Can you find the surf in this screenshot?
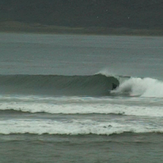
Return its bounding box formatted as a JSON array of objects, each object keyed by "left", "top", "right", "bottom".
[{"left": 111, "top": 77, "right": 163, "bottom": 98}]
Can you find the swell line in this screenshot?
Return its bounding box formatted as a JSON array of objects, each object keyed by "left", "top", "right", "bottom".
[{"left": 0, "top": 74, "right": 119, "bottom": 96}]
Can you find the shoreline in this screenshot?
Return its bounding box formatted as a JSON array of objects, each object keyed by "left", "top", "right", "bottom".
[{"left": 0, "top": 22, "right": 163, "bottom": 36}]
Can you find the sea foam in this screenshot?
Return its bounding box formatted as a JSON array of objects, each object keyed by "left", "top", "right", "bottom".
[
  {"left": 0, "top": 96, "right": 163, "bottom": 117},
  {"left": 112, "top": 77, "right": 163, "bottom": 98},
  {"left": 0, "top": 118, "right": 162, "bottom": 135}
]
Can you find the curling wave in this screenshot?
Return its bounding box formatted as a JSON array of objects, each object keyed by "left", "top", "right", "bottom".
[
  {"left": 111, "top": 77, "right": 163, "bottom": 98},
  {"left": 0, "top": 74, "right": 119, "bottom": 96}
]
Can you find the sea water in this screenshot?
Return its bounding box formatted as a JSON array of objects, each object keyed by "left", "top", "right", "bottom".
[{"left": 0, "top": 33, "right": 163, "bottom": 163}]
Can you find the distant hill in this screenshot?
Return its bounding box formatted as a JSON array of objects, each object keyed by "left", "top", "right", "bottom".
[{"left": 0, "top": 0, "right": 163, "bottom": 34}]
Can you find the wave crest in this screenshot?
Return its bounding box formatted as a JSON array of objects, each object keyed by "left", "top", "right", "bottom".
[{"left": 112, "top": 77, "right": 163, "bottom": 97}]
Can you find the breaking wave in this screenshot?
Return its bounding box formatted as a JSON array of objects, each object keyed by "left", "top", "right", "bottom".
[
  {"left": 0, "top": 74, "right": 119, "bottom": 96},
  {"left": 0, "top": 74, "right": 163, "bottom": 98},
  {"left": 111, "top": 77, "right": 163, "bottom": 98}
]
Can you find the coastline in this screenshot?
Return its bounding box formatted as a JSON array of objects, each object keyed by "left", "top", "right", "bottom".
[{"left": 1, "top": 21, "right": 163, "bottom": 36}]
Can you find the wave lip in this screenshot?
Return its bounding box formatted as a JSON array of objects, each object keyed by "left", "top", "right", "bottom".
[{"left": 0, "top": 74, "right": 119, "bottom": 96}]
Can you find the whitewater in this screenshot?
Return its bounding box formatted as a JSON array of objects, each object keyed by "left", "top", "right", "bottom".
[{"left": 112, "top": 76, "right": 163, "bottom": 97}]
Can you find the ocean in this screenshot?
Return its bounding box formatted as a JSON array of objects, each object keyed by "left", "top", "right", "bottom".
[{"left": 0, "top": 33, "right": 163, "bottom": 163}]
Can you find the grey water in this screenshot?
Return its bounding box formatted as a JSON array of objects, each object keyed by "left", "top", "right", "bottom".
[
  {"left": 1, "top": 33, "right": 163, "bottom": 79},
  {"left": 0, "top": 33, "right": 163, "bottom": 163}
]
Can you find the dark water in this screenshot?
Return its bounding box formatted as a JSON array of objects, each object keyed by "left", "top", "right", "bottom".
[
  {"left": 0, "top": 33, "right": 163, "bottom": 162},
  {"left": 1, "top": 134, "right": 163, "bottom": 163},
  {"left": 0, "top": 74, "right": 119, "bottom": 96},
  {"left": 1, "top": 33, "right": 163, "bottom": 78}
]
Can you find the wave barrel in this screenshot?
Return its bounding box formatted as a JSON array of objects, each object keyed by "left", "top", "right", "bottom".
[{"left": 0, "top": 74, "right": 119, "bottom": 96}]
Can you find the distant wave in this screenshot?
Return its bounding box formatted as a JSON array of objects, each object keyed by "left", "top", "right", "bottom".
[
  {"left": 0, "top": 74, "right": 119, "bottom": 96},
  {"left": 111, "top": 77, "right": 163, "bottom": 97}
]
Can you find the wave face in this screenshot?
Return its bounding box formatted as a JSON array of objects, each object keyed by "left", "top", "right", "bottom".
[
  {"left": 0, "top": 74, "right": 119, "bottom": 96},
  {"left": 1, "top": 74, "right": 163, "bottom": 98},
  {"left": 111, "top": 77, "right": 163, "bottom": 98}
]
